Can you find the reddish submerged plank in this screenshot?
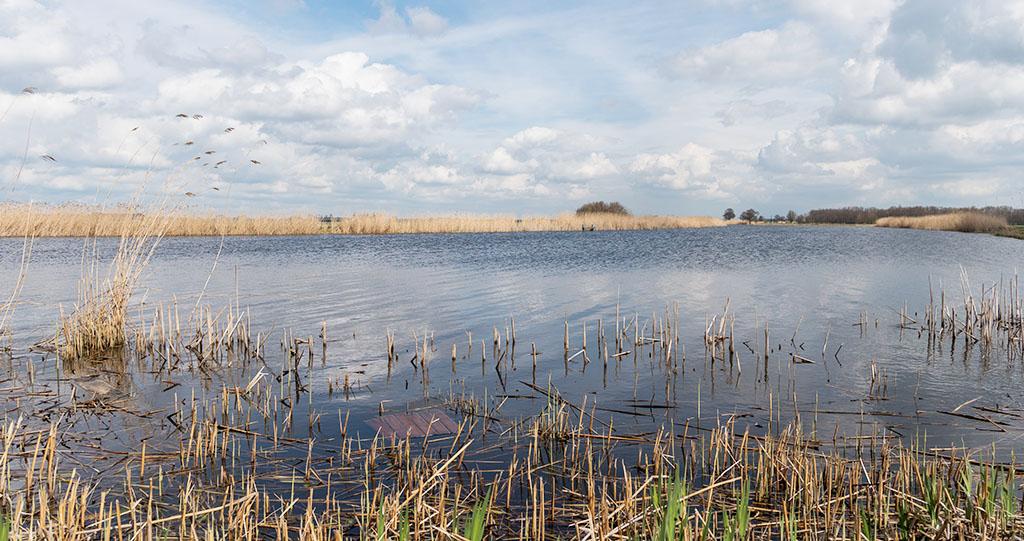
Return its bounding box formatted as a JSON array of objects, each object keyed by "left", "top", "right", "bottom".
[{"left": 367, "top": 408, "right": 457, "bottom": 438}]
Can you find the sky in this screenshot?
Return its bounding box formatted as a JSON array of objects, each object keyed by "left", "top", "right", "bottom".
[{"left": 1, "top": 0, "right": 1023, "bottom": 216}]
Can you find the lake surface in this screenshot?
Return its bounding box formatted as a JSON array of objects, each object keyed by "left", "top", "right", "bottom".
[{"left": 2, "top": 225, "right": 1024, "bottom": 461}]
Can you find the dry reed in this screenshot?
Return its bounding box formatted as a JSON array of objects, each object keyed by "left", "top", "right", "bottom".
[
  {"left": 0, "top": 272, "right": 1018, "bottom": 539},
  {"left": 875, "top": 212, "right": 1008, "bottom": 233},
  {"left": 0, "top": 204, "right": 725, "bottom": 237},
  {"left": 0, "top": 203, "right": 323, "bottom": 237},
  {"left": 328, "top": 212, "right": 725, "bottom": 234},
  {"left": 56, "top": 207, "right": 170, "bottom": 361}
]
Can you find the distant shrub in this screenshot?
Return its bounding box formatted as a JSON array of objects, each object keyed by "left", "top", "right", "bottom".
[{"left": 575, "top": 201, "right": 630, "bottom": 216}]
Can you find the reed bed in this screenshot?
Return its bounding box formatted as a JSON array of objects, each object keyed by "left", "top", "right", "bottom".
[
  {"left": 0, "top": 269, "right": 1020, "bottom": 539},
  {"left": 0, "top": 204, "right": 725, "bottom": 237},
  {"left": 0, "top": 204, "right": 324, "bottom": 237},
  {"left": 875, "top": 212, "right": 1009, "bottom": 233},
  {"left": 327, "top": 213, "right": 726, "bottom": 235}
]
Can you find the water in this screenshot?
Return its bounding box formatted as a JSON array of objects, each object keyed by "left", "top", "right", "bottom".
[{"left": 2, "top": 225, "right": 1023, "bottom": 462}]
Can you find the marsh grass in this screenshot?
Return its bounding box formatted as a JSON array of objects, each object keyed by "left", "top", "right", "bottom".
[
  {"left": 327, "top": 212, "right": 725, "bottom": 234},
  {"left": 56, "top": 206, "right": 170, "bottom": 361},
  {"left": 0, "top": 204, "right": 726, "bottom": 237},
  {"left": 0, "top": 203, "right": 323, "bottom": 237},
  {"left": 0, "top": 273, "right": 1021, "bottom": 539},
  {"left": 875, "top": 212, "right": 1009, "bottom": 233}
]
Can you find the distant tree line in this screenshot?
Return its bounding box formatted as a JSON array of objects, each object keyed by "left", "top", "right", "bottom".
[
  {"left": 723, "top": 208, "right": 799, "bottom": 223},
  {"left": 804, "top": 206, "right": 1024, "bottom": 225}
]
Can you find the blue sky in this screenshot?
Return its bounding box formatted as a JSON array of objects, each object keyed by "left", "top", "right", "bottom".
[{"left": 1, "top": 0, "right": 1023, "bottom": 215}]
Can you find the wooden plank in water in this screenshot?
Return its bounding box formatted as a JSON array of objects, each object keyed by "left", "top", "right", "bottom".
[{"left": 367, "top": 408, "right": 457, "bottom": 438}]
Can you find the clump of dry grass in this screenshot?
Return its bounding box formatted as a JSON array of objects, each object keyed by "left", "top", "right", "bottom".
[
  {"left": 876, "top": 212, "right": 1008, "bottom": 233},
  {"left": 0, "top": 204, "right": 725, "bottom": 237},
  {"left": 57, "top": 207, "right": 170, "bottom": 361}
]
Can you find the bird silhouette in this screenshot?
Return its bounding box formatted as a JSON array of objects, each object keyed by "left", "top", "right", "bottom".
[
  {"left": 192, "top": 114, "right": 203, "bottom": 119},
  {"left": 184, "top": 192, "right": 196, "bottom": 197},
  {"left": 184, "top": 141, "right": 194, "bottom": 145},
  {"left": 22, "top": 87, "right": 37, "bottom": 94},
  {"left": 224, "top": 127, "right": 235, "bottom": 133},
  {"left": 40, "top": 154, "right": 56, "bottom": 162},
  {"left": 204, "top": 150, "right": 216, "bottom": 154},
  {"left": 175, "top": 113, "right": 188, "bottom": 118},
  {"left": 250, "top": 159, "right": 261, "bottom": 165}
]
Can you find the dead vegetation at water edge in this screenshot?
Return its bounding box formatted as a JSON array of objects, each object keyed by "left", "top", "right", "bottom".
[
  {"left": 1, "top": 255, "right": 1023, "bottom": 538},
  {"left": 0, "top": 203, "right": 726, "bottom": 237}
]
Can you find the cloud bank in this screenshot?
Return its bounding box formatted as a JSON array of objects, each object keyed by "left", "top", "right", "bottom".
[{"left": 1, "top": 0, "right": 1022, "bottom": 214}]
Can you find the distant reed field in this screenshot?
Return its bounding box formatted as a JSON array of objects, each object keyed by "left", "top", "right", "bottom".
[
  {"left": 0, "top": 204, "right": 726, "bottom": 237},
  {"left": 875, "top": 212, "right": 1008, "bottom": 233},
  {"left": 328, "top": 212, "right": 726, "bottom": 234}
]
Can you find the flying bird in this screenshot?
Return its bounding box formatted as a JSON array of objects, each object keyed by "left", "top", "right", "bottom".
[
  {"left": 22, "top": 87, "right": 36, "bottom": 94},
  {"left": 131, "top": 126, "right": 139, "bottom": 132},
  {"left": 192, "top": 114, "right": 203, "bottom": 119},
  {"left": 184, "top": 192, "right": 196, "bottom": 197},
  {"left": 175, "top": 113, "right": 189, "bottom": 118},
  {"left": 204, "top": 150, "right": 216, "bottom": 154},
  {"left": 211, "top": 187, "right": 220, "bottom": 191},
  {"left": 39, "top": 154, "right": 56, "bottom": 162},
  {"left": 193, "top": 156, "right": 201, "bottom": 160},
  {"left": 214, "top": 160, "right": 227, "bottom": 167},
  {"left": 184, "top": 141, "right": 194, "bottom": 145},
  {"left": 250, "top": 159, "right": 261, "bottom": 165},
  {"left": 224, "top": 127, "right": 234, "bottom": 132}
]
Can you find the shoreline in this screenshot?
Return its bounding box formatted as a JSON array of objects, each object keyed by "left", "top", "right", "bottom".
[{"left": 0, "top": 207, "right": 727, "bottom": 237}]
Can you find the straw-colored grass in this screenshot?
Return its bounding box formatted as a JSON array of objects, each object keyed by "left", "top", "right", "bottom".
[
  {"left": 0, "top": 204, "right": 725, "bottom": 237},
  {"left": 0, "top": 203, "right": 323, "bottom": 237},
  {"left": 328, "top": 212, "right": 726, "bottom": 234},
  {"left": 56, "top": 208, "right": 170, "bottom": 361},
  {"left": 875, "top": 212, "right": 1008, "bottom": 233}
]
